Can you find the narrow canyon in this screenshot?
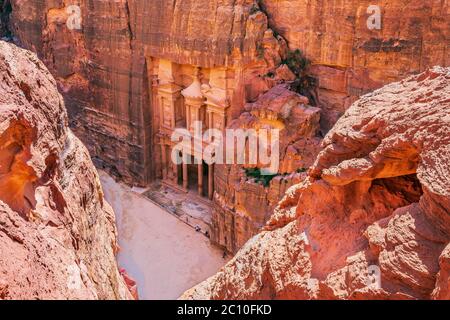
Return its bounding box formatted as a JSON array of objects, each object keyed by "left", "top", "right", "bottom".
[{"left": 0, "top": 0, "right": 449, "bottom": 300}]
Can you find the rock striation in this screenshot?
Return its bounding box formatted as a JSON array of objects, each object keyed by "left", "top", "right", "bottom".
[
  {"left": 6, "top": 0, "right": 448, "bottom": 184},
  {"left": 7, "top": 0, "right": 282, "bottom": 185},
  {"left": 0, "top": 41, "right": 132, "bottom": 300},
  {"left": 211, "top": 84, "right": 322, "bottom": 252},
  {"left": 260, "top": 0, "right": 449, "bottom": 130},
  {"left": 4, "top": 1, "right": 449, "bottom": 299},
  {"left": 182, "top": 67, "right": 450, "bottom": 300}
]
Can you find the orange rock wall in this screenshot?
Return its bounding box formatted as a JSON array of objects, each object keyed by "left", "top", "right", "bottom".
[
  {"left": 182, "top": 67, "right": 450, "bottom": 300},
  {"left": 260, "top": 0, "right": 449, "bottom": 129},
  {"left": 7, "top": 0, "right": 269, "bottom": 184},
  {"left": 0, "top": 41, "right": 132, "bottom": 300},
  {"left": 7, "top": 0, "right": 448, "bottom": 183}
]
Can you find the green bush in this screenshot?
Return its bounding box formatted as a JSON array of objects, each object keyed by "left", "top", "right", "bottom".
[
  {"left": 281, "top": 49, "right": 317, "bottom": 102},
  {"left": 244, "top": 168, "right": 277, "bottom": 187},
  {"left": 282, "top": 49, "right": 310, "bottom": 77}
]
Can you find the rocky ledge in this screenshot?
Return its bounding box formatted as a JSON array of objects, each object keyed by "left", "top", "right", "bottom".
[{"left": 182, "top": 67, "right": 450, "bottom": 300}]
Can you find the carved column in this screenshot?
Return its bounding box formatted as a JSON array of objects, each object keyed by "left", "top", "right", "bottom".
[
  {"left": 198, "top": 163, "right": 203, "bottom": 196},
  {"left": 208, "top": 111, "right": 213, "bottom": 130},
  {"left": 208, "top": 164, "right": 214, "bottom": 200},
  {"left": 172, "top": 161, "right": 178, "bottom": 184},
  {"left": 161, "top": 144, "right": 167, "bottom": 180},
  {"left": 181, "top": 68, "right": 206, "bottom": 133},
  {"left": 183, "top": 159, "right": 188, "bottom": 190}
]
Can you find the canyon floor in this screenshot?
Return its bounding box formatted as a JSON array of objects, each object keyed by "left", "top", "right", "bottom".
[{"left": 99, "top": 171, "right": 227, "bottom": 300}]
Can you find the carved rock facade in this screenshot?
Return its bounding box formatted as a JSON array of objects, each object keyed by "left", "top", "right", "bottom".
[
  {"left": 7, "top": 0, "right": 448, "bottom": 184},
  {"left": 5, "top": 0, "right": 449, "bottom": 255}
]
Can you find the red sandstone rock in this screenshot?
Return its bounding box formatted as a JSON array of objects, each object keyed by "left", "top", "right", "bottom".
[
  {"left": 182, "top": 67, "right": 450, "bottom": 300},
  {"left": 7, "top": 0, "right": 284, "bottom": 185},
  {"left": 274, "top": 64, "right": 296, "bottom": 82},
  {"left": 120, "top": 268, "right": 139, "bottom": 300},
  {"left": 211, "top": 84, "right": 322, "bottom": 253},
  {"left": 260, "top": 0, "right": 449, "bottom": 131},
  {"left": 0, "top": 41, "right": 132, "bottom": 300},
  {"left": 7, "top": 0, "right": 447, "bottom": 184},
  {"left": 433, "top": 244, "right": 450, "bottom": 299}
]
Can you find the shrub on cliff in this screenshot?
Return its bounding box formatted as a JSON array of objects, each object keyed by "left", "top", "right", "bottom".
[{"left": 282, "top": 49, "right": 317, "bottom": 104}]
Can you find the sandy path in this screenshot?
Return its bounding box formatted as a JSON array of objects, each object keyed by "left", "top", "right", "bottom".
[{"left": 99, "top": 171, "right": 226, "bottom": 300}]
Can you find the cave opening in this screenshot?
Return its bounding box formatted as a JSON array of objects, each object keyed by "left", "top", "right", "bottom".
[
  {"left": 372, "top": 173, "right": 423, "bottom": 203},
  {"left": 369, "top": 173, "right": 424, "bottom": 218}
]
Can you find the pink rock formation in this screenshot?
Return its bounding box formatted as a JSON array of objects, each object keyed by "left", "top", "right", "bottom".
[
  {"left": 7, "top": 0, "right": 284, "bottom": 185},
  {"left": 6, "top": 0, "right": 448, "bottom": 184},
  {"left": 211, "top": 84, "right": 321, "bottom": 253},
  {"left": 0, "top": 41, "right": 132, "bottom": 300},
  {"left": 260, "top": 0, "right": 449, "bottom": 130},
  {"left": 182, "top": 67, "right": 450, "bottom": 300}
]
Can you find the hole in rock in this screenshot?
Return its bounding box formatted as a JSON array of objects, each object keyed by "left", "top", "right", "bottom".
[
  {"left": 0, "top": 122, "right": 38, "bottom": 218},
  {"left": 18, "top": 81, "right": 32, "bottom": 103},
  {"left": 368, "top": 173, "right": 424, "bottom": 219},
  {"left": 371, "top": 173, "right": 423, "bottom": 204}
]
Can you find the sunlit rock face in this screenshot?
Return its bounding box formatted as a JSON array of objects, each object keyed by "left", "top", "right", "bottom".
[
  {"left": 0, "top": 41, "right": 132, "bottom": 300},
  {"left": 7, "top": 0, "right": 282, "bottom": 185},
  {"left": 211, "top": 84, "right": 322, "bottom": 253},
  {"left": 4, "top": 0, "right": 449, "bottom": 300},
  {"left": 7, "top": 0, "right": 447, "bottom": 185},
  {"left": 182, "top": 67, "right": 450, "bottom": 300},
  {"left": 260, "top": 0, "right": 449, "bottom": 130}
]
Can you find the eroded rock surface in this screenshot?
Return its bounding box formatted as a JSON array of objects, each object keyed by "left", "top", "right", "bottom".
[
  {"left": 260, "top": 0, "right": 449, "bottom": 130},
  {"left": 211, "top": 84, "right": 322, "bottom": 253},
  {"left": 6, "top": 0, "right": 448, "bottom": 183},
  {"left": 7, "top": 0, "right": 283, "bottom": 184},
  {"left": 182, "top": 67, "right": 450, "bottom": 300},
  {"left": 0, "top": 41, "right": 132, "bottom": 300}
]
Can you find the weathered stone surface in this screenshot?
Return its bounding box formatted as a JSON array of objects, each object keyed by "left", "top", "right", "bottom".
[
  {"left": 7, "top": 0, "right": 448, "bottom": 185},
  {"left": 0, "top": 41, "right": 132, "bottom": 300},
  {"left": 260, "top": 0, "right": 449, "bottom": 130},
  {"left": 211, "top": 170, "right": 306, "bottom": 253},
  {"left": 7, "top": 0, "right": 282, "bottom": 185},
  {"left": 433, "top": 243, "right": 450, "bottom": 299},
  {"left": 182, "top": 67, "right": 450, "bottom": 300},
  {"left": 211, "top": 84, "right": 321, "bottom": 253}
]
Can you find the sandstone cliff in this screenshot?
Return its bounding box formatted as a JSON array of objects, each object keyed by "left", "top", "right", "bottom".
[
  {"left": 182, "top": 67, "right": 450, "bottom": 300},
  {"left": 0, "top": 41, "right": 132, "bottom": 300},
  {"left": 260, "top": 0, "right": 449, "bottom": 130},
  {"left": 6, "top": 0, "right": 448, "bottom": 184},
  {"left": 7, "top": 0, "right": 277, "bottom": 185}
]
